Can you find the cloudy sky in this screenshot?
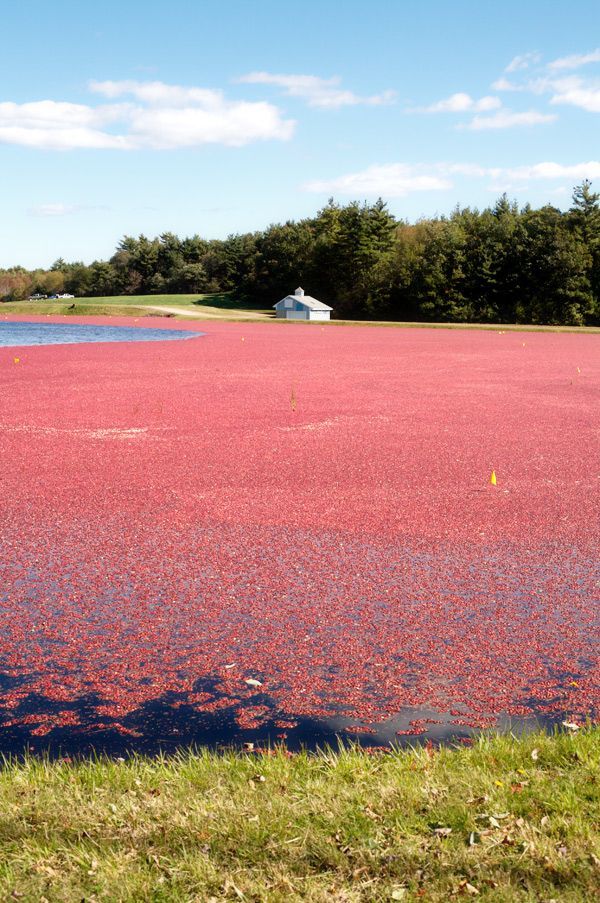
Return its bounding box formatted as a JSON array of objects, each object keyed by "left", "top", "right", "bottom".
[{"left": 2, "top": 0, "right": 600, "bottom": 267}]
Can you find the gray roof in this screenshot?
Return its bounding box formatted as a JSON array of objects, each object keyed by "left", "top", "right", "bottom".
[{"left": 274, "top": 294, "right": 333, "bottom": 311}]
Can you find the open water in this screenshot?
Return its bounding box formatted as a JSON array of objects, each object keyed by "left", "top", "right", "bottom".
[{"left": 0, "top": 321, "right": 201, "bottom": 347}]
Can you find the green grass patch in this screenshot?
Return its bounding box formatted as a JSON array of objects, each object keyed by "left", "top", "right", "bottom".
[
  {"left": 0, "top": 729, "right": 598, "bottom": 901},
  {"left": 0, "top": 293, "right": 272, "bottom": 321},
  {"left": 3, "top": 294, "right": 600, "bottom": 330},
  {"left": 281, "top": 318, "right": 600, "bottom": 334}
]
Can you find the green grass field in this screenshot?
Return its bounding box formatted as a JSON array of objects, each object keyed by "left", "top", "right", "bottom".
[
  {"left": 2, "top": 293, "right": 600, "bottom": 331},
  {"left": 1, "top": 729, "right": 598, "bottom": 901},
  {"left": 0, "top": 293, "right": 272, "bottom": 321}
]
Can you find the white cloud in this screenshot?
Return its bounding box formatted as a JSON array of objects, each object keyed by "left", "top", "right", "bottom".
[
  {"left": 500, "top": 161, "right": 600, "bottom": 180},
  {"left": 0, "top": 81, "right": 295, "bottom": 150},
  {"left": 303, "top": 159, "right": 600, "bottom": 197},
  {"left": 418, "top": 92, "right": 501, "bottom": 113},
  {"left": 505, "top": 52, "right": 541, "bottom": 73},
  {"left": 0, "top": 99, "right": 125, "bottom": 128},
  {"left": 417, "top": 86, "right": 556, "bottom": 130},
  {"left": 465, "top": 109, "right": 557, "bottom": 129},
  {"left": 91, "top": 79, "right": 295, "bottom": 146},
  {"left": 548, "top": 49, "right": 600, "bottom": 71},
  {"left": 442, "top": 163, "right": 490, "bottom": 178},
  {"left": 492, "top": 53, "right": 600, "bottom": 115},
  {"left": 90, "top": 79, "right": 225, "bottom": 108},
  {"left": 491, "top": 77, "right": 523, "bottom": 91},
  {"left": 549, "top": 76, "right": 600, "bottom": 112},
  {"left": 304, "top": 164, "right": 452, "bottom": 196},
  {"left": 0, "top": 100, "right": 130, "bottom": 149},
  {"left": 128, "top": 101, "right": 294, "bottom": 148},
  {"left": 28, "top": 203, "right": 81, "bottom": 217},
  {"left": 27, "top": 203, "right": 107, "bottom": 217},
  {"left": 236, "top": 72, "right": 395, "bottom": 108}
]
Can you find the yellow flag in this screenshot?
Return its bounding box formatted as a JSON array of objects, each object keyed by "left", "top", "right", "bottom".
[{"left": 490, "top": 470, "right": 497, "bottom": 485}]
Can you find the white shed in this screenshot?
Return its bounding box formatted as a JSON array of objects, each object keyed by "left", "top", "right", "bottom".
[{"left": 273, "top": 287, "right": 333, "bottom": 321}]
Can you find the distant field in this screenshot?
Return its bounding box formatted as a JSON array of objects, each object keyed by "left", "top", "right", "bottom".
[
  {"left": 0, "top": 292, "right": 272, "bottom": 320},
  {"left": 2, "top": 293, "right": 600, "bottom": 330}
]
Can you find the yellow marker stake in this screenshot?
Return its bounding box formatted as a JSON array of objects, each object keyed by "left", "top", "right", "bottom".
[
  {"left": 490, "top": 470, "right": 497, "bottom": 485},
  {"left": 13, "top": 357, "right": 20, "bottom": 364}
]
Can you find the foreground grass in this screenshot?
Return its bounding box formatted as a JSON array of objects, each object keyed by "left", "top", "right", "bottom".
[{"left": 0, "top": 730, "right": 598, "bottom": 901}]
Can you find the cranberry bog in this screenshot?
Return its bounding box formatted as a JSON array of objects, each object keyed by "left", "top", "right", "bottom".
[{"left": 0, "top": 315, "right": 598, "bottom": 756}]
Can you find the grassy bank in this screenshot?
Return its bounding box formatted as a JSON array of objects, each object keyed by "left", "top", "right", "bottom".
[
  {"left": 2, "top": 294, "right": 600, "bottom": 331},
  {"left": 1, "top": 730, "right": 598, "bottom": 901},
  {"left": 0, "top": 292, "right": 272, "bottom": 321}
]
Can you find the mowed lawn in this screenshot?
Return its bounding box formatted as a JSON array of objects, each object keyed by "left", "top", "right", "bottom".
[
  {"left": 2, "top": 293, "right": 600, "bottom": 329},
  {"left": 0, "top": 730, "right": 599, "bottom": 901},
  {"left": 0, "top": 292, "right": 272, "bottom": 320}
]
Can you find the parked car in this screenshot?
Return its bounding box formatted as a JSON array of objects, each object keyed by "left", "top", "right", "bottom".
[{"left": 28, "top": 293, "right": 47, "bottom": 300}]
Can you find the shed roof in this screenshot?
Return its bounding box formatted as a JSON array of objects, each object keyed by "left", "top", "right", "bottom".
[{"left": 274, "top": 294, "right": 333, "bottom": 311}]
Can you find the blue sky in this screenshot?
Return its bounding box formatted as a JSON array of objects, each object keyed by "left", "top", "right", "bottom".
[{"left": 2, "top": 0, "right": 600, "bottom": 268}]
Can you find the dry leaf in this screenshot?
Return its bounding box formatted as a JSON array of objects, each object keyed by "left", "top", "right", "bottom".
[
  {"left": 467, "top": 794, "right": 488, "bottom": 804},
  {"left": 531, "top": 748, "right": 539, "bottom": 761},
  {"left": 352, "top": 867, "right": 368, "bottom": 880},
  {"left": 245, "top": 678, "right": 263, "bottom": 688}
]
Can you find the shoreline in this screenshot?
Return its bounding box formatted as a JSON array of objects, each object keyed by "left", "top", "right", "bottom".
[{"left": 2, "top": 307, "right": 600, "bottom": 334}]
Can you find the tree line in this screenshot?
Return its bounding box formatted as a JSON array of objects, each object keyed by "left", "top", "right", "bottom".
[{"left": 2, "top": 182, "right": 600, "bottom": 325}]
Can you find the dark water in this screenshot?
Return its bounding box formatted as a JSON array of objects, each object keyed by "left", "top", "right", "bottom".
[
  {"left": 0, "top": 321, "right": 202, "bottom": 347},
  {"left": 0, "top": 672, "right": 567, "bottom": 760}
]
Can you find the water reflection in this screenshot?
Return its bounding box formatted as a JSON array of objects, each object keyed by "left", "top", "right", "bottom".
[
  {"left": 0, "top": 321, "right": 202, "bottom": 347},
  {"left": 0, "top": 680, "right": 571, "bottom": 760}
]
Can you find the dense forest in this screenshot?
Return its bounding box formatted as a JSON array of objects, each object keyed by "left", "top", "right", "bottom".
[{"left": 2, "top": 182, "right": 600, "bottom": 325}]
